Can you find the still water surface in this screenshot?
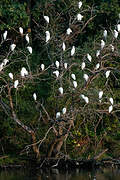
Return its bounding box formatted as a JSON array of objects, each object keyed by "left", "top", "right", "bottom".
[{"left": 0, "top": 167, "right": 120, "bottom": 180}]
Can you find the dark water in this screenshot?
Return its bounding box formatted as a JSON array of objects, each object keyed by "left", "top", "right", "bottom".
[{"left": 0, "top": 167, "right": 120, "bottom": 180}]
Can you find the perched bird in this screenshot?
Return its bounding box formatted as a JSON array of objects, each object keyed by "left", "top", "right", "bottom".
[
  {"left": 55, "top": 61, "right": 60, "bottom": 68},
  {"left": 14, "top": 80, "right": 19, "bottom": 88},
  {"left": 113, "top": 30, "right": 118, "bottom": 39},
  {"left": 81, "top": 62, "right": 85, "bottom": 70},
  {"left": 109, "top": 97, "right": 113, "bottom": 105},
  {"left": 71, "top": 46, "right": 75, "bottom": 56},
  {"left": 99, "top": 91, "right": 103, "bottom": 99},
  {"left": 96, "top": 50, "right": 100, "bottom": 57},
  {"left": 87, "top": 53, "right": 92, "bottom": 62},
  {"left": 108, "top": 105, "right": 113, "bottom": 113},
  {"left": 10, "top": 44, "right": 16, "bottom": 51},
  {"left": 19, "top": 27, "right": 23, "bottom": 34},
  {"left": 83, "top": 74, "right": 89, "bottom": 81},
  {"left": 33, "top": 93, "right": 37, "bottom": 101},
  {"left": 105, "top": 70, "right": 110, "bottom": 78},
  {"left": 20, "top": 67, "right": 28, "bottom": 77},
  {"left": 103, "top": 30, "right": 107, "bottom": 40},
  {"left": 81, "top": 94, "right": 89, "bottom": 104},
  {"left": 77, "top": 14, "right": 83, "bottom": 21},
  {"left": 95, "top": 63, "right": 100, "bottom": 70},
  {"left": 101, "top": 40, "right": 105, "bottom": 49},
  {"left": 3, "top": 30, "right": 7, "bottom": 40},
  {"left": 27, "top": 46, "right": 32, "bottom": 54},
  {"left": 8, "top": 72, "right": 13, "bottom": 80},
  {"left": 66, "top": 28, "right": 72, "bottom": 35},
  {"left": 73, "top": 81, "right": 77, "bottom": 88},
  {"left": 43, "top": 16, "right": 49, "bottom": 23},
  {"left": 56, "top": 112, "right": 61, "bottom": 119},
  {"left": 45, "top": 31, "right": 50, "bottom": 42},
  {"left": 71, "top": 73, "right": 76, "bottom": 80},
  {"left": 58, "top": 87, "right": 63, "bottom": 94},
  {"left": 64, "top": 63, "right": 68, "bottom": 69},
  {"left": 110, "top": 44, "right": 114, "bottom": 52},
  {"left": 0, "top": 63, "right": 3, "bottom": 71},
  {"left": 117, "top": 24, "right": 120, "bottom": 32},
  {"left": 62, "top": 42, "right": 66, "bottom": 51},
  {"left": 3, "top": 59, "right": 9, "bottom": 66},
  {"left": 78, "top": 1, "right": 82, "bottom": 9},
  {"left": 41, "top": 64, "right": 45, "bottom": 71},
  {"left": 62, "top": 107, "right": 67, "bottom": 114},
  {"left": 53, "top": 70, "right": 59, "bottom": 77},
  {"left": 25, "top": 34, "right": 29, "bottom": 43}
]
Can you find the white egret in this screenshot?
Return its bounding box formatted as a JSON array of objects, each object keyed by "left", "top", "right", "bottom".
[
  {"left": 62, "top": 107, "right": 67, "bottom": 114},
  {"left": 8, "top": 72, "right": 13, "bottom": 80},
  {"left": 45, "top": 31, "right": 50, "bottom": 42},
  {"left": 0, "top": 63, "right": 3, "bottom": 71},
  {"left": 96, "top": 50, "right": 100, "bottom": 57},
  {"left": 99, "top": 91, "right": 103, "bottom": 99},
  {"left": 64, "top": 63, "right": 68, "bottom": 69},
  {"left": 56, "top": 112, "right": 61, "bottom": 119},
  {"left": 71, "top": 46, "right": 75, "bottom": 56},
  {"left": 73, "top": 81, "right": 77, "bottom": 88},
  {"left": 14, "top": 80, "right": 19, "bottom": 88},
  {"left": 66, "top": 28, "right": 72, "bottom": 35},
  {"left": 3, "top": 59, "right": 9, "bottom": 66},
  {"left": 108, "top": 105, "right": 113, "bottom": 113},
  {"left": 117, "top": 24, "right": 120, "bottom": 32},
  {"left": 103, "top": 30, "right": 107, "bottom": 39},
  {"left": 21, "top": 67, "right": 28, "bottom": 77},
  {"left": 53, "top": 70, "right": 59, "bottom": 77},
  {"left": 78, "top": 1, "right": 82, "bottom": 9},
  {"left": 43, "top": 16, "right": 49, "bottom": 23},
  {"left": 101, "top": 40, "right": 105, "bottom": 49},
  {"left": 71, "top": 73, "right": 76, "bottom": 80},
  {"left": 41, "top": 64, "right": 45, "bottom": 71},
  {"left": 83, "top": 74, "right": 89, "bottom": 81},
  {"left": 62, "top": 42, "right": 66, "bottom": 51},
  {"left": 77, "top": 14, "right": 83, "bottom": 21},
  {"left": 95, "top": 63, "right": 100, "bottom": 70},
  {"left": 3, "top": 30, "right": 7, "bottom": 40},
  {"left": 114, "top": 30, "right": 118, "bottom": 39},
  {"left": 27, "top": 46, "right": 32, "bottom": 54},
  {"left": 87, "top": 53, "right": 92, "bottom": 62},
  {"left": 105, "top": 70, "right": 110, "bottom": 78},
  {"left": 19, "top": 27, "right": 23, "bottom": 34},
  {"left": 109, "top": 97, "right": 113, "bottom": 105},
  {"left": 81, "top": 94, "right": 89, "bottom": 104},
  {"left": 33, "top": 93, "right": 37, "bottom": 101},
  {"left": 25, "top": 34, "right": 29, "bottom": 43},
  {"left": 10, "top": 44, "right": 16, "bottom": 51},
  {"left": 81, "top": 62, "right": 85, "bottom": 70},
  {"left": 55, "top": 61, "right": 60, "bottom": 68},
  {"left": 110, "top": 44, "right": 114, "bottom": 52},
  {"left": 58, "top": 87, "right": 63, "bottom": 95}
]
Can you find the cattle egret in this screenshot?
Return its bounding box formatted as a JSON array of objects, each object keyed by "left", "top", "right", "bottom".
[
  {"left": 55, "top": 61, "right": 60, "bottom": 68},
  {"left": 117, "top": 24, "right": 120, "bottom": 32},
  {"left": 25, "top": 34, "right": 29, "bottom": 43},
  {"left": 56, "top": 112, "right": 60, "bottom": 119},
  {"left": 77, "top": 13, "right": 83, "bottom": 21},
  {"left": 66, "top": 28, "right": 72, "bottom": 35},
  {"left": 78, "top": 1, "right": 82, "bottom": 9},
  {"left": 81, "top": 94, "right": 85, "bottom": 99},
  {"left": 62, "top": 42, "right": 66, "bottom": 51},
  {"left": 81, "top": 62, "right": 85, "bottom": 70},
  {"left": 96, "top": 50, "right": 100, "bottom": 57},
  {"left": 58, "top": 87, "right": 63, "bottom": 94},
  {"left": 19, "top": 27, "right": 23, "bottom": 34},
  {"left": 103, "top": 30, "right": 107, "bottom": 39},
  {"left": 73, "top": 81, "right": 77, "bottom": 88},
  {"left": 3, "top": 59, "right": 9, "bottom": 66},
  {"left": 0, "top": 63, "right": 3, "bottom": 71},
  {"left": 84, "top": 96, "right": 89, "bottom": 104},
  {"left": 95, "top": 63, "right": 100, "bottom": 70},
  {"left": 33, "top": 93, "right": 37, "bottom": 101},
  {"left": 71, "top": 46, "right": 75, "bottom": 56},
  {"left": 109, "top": 105, "right": 113, "bottom": 113},
  {"left": 8, "top": 72, "right": 13, "bottom": 80},
  {"left": 21, "top": 67, "right": 28, "bottom": 77},
  {"left": 53, "top": 70, "right": 59, "bottom": 77},
  {"left": 3, "top": 30, "right": 7, "bottom": 40},
  {"left": 10, "top": 44, "right": 16, "bottom": 51},
  {"left": 45, "top": 31, "right": 50, "bottom": 42},
  {"left": 83, "top": 74, "right": 89, "bottom": 81},
  {"left": 62, "top": 107, "right": 67, "bottom": 114},
  {"left": 41, "top": 64, "right": 45, "bottom": 71},
  {"left": 14, "top": 80, "right": 19, "bottom": 88},
  {"left": 109, "top": 97, "right": 113, "bottom": 105},
  {"left": 27, "top": 46, "right": 32, "bottom": 54},
  {"left": 101, "top": 40, "right": 105, "bottom": 49},
  {"left": 43, "top": 16, "right": 49, "bottom": 23},
  {"left": 105, "top": 70, "right": 110, "bottom": 78},
  {"left": 110, "top": 44, "right": 114, "bottom": 52},
  {"left": 64, "top": 63, "right": 68, "bottom": 69},
  {"left": 71, "top": 73, "right": 76, "bottom": 80},
  {"left": 99, "top": 91, "right": 103, "bottom": 99},
  {"left": 114, "top": 30, "right": 118, "bottom": 39},
  {"left": 87, "top": 54, "right": 92, "bottom": 62}
]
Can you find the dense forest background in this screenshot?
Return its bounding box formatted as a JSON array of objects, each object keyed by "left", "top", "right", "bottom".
[{"left": 0, "top": 0, "right": 120, "bottom": 164}]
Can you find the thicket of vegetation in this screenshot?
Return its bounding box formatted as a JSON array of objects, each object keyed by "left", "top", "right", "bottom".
[{"left": 0, "top": 0, "right": 120, "bottom": 164}]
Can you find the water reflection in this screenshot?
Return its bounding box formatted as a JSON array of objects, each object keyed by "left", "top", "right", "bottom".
[{"left": 0, "top": 167, "right": 120, "bottom": 180}]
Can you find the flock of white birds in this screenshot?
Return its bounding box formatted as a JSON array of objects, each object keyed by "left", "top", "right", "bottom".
[{"left": 0, "top": 1, "right": 119, "bottom": 119}]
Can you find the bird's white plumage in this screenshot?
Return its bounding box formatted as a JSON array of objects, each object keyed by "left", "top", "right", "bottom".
[
  {"left": 114, "top": 30, "right": 118, "bottom": 39},
  {"left": 19, "top": 27, "right": 23, "bottom": 34},
  {"left": 109, "top": 97, "right": 113, "bottom": 105},
  {"left": 33, "top": 93, "right": 37, "bottom": 101},
  {"left": 10, "top": 44, "right": 16, "bottom": 51},
  {"left": 59, "top": 87, "right": 63, "bottom": 94},
  {"left": 43, "top": 16, "right": 49, "bottom": 23},
  {"left": 87, "top": 54, "right": 92, "bottom": 62},
  {"left": 14, "top": 80, "right": 19, "bottom": 88},
  {"left": 99, "top": 91, "right": 103, "bottom": 99},
  {"left": 71, "top": 46, "right": 75, "bottom": 56},
  {"left": 83, "top": 74, "right": 89, "bottom": 81},
  {"left": 103, "top": 30, "right": 107, "bottom": 39},
  {"left": 3, "top": 31, "right": 7, "bottom": 40},
  {"left": 78, "top": 1, "right": 82, "bottom": 9},
  {"left": 45, "top": 31, "right": 50, "bottom": 42},
  {"left": 64, "top": 63, "right": 68, "bottom": 69},
  {"left": 25, "top": 34, "right": 29, "bottom": 43},
  {"left": 73, "top": 81, "right": 77, "bottom": 88},
  {"left": 108, "top": 105, "right": 113, "bottom": 113},
  {"left": 96, "top": 50, "right": 100, "bottom": 57},
  {"left": 53, "top": 70, "right": 59, "bottom": 77},
  {"left": 117, "top": 24, "right": 120, "bottom": 32},
  {"left": 105, "top": 70, "right": 110, "bottom": 78},
  {"left": 77, "top": 13, "right": 83, "bottom": 21},
  {"left": 95, "top": 63, "right": 100, "bottom": 70},
  {"left": 56, "top": 112, "right": 60, "bottom": 119},
  {"left": 3, "top": 59, "right": 9, "bottom": 66},
  {"left": 71, "top": 73, "right": 76, "bottom": 80},
  {"left": 81, "top": 62, "right": 85, "bottom": 70},
  {"left": 81, "top": 94, "right": 89, "bottom": 104},
  {"left": 55, "top": 61, "right": 60, "bottom": 68},
  {"left": 27, "top": 46, "right": 32, "bottom": 54},
  {"left": 62, "top": 107, "right": 67, "bottom": 114},
  {"left": 21, "top": 67, "right": 28, "bottom": 77},
  {"left": 41, "top": 64, "right": 45, "bottom": 71},
  {"left": 110, "top": 44, "right": 114, "bottom": 52},
  {"left": 9, "top": 72, "right": 13, "bottom": 80},
  {"left": 66, "top": 28, "right": 72, "bottom": 35},
  {"left": 101, "top": 40, "right": 105, "bottom": 49},
  {"left": 62, "top": 42, "right": 66, "bottom": 51}
]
